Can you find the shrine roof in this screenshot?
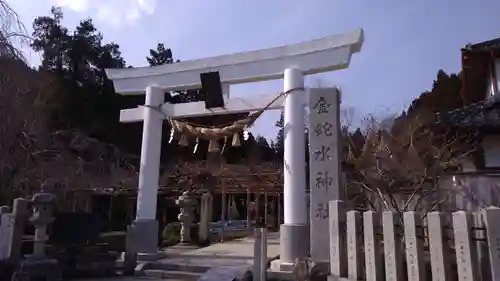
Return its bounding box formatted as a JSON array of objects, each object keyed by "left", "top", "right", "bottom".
[
  {"left": 464, "top": 38, "right": 500, "bottom": 52},
  {"left": 437, "top": 98, "right": 500, "bottom": 131},
  {"left": 161, "top": 161, "right": 282, "bottom": 181},
  {"left": 461, "top": 38, "right": 500, "bottom": 104}
]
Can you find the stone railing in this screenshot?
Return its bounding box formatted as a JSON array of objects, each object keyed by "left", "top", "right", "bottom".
[{"left": 327, "top": 200, "right": 500, "bottom": 281}]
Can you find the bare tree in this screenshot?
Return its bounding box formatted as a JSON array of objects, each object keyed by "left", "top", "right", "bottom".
[
  {"left": 344, "top": 115, "right": 477, "bottom": 217},
  {"left": 0, "top": 2, "right": 36, "bottom": 204},
  {"left": 340, "top": 106, "right": 356, "bottom": 129},
  {"left": 0, "top": 0, "right": 29, "bottom": 61}
]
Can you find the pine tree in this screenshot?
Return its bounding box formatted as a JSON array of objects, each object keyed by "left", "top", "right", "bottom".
[{"left": 146, "top": 43, "right": 178, "bottom": 66}]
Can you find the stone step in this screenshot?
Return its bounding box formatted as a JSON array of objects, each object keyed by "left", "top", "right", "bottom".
[
  {"left": 143, "top": 269, "right": 202, "bottom": 280},
  {"left": 148, "top": 262, "right": 210, "bottom": 273},
  {"left": 266, "top": 269, "right": 295, "bottom": 281}
]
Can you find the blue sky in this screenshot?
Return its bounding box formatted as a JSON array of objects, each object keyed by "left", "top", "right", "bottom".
[{"left": 9, "top": 0, "right": 500, "bottom": 141}]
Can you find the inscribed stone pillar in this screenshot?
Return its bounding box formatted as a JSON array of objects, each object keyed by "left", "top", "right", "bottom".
[
  {"left": 124, "top": 224, "right": 138, "bottom": 276},
  {"left": 9, "top": 198, "right": 30, "bottom": 262},
  {"left": 0, "top": 206, "right": 12, "bottom": 260},
  {"left": 308, "top": 88, "right": 343, "bottom": 262}
]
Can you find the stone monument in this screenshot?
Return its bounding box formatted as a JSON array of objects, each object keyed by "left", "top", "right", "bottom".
[
  {"left": 8, "top": 198, "right": 30, "bottom": 263},
  {"left": 0, "top": 206, "right": 12, "bottom": 260},
  {"left": 176, "top": 191, "right": 197, "bottom": 245},
  {"left": 308, "top": 88, "right": 343, "bottom": 265},
  {"left": 123, "top": 223, "right": 138, "bottom": 276}
]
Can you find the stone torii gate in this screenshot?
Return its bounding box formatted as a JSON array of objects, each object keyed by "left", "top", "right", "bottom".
[{"left": 105, "top": 29, "right": 363, "bottom": 265}]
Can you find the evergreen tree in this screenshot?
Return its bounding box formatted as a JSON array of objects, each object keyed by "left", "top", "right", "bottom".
[
  {"left": 146, "top": 43, "right": 178, "bottom": 66},
  {"left": 274, "top": 111, "right": 284, "bottom": 159}
]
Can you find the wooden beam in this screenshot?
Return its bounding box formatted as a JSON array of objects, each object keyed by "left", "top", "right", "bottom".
[
  {"left": 106, "top": 29, "right": 363, "bottom": 95},
  {"left": 119, "top": 92, "right": 288, "bottom": 123}
]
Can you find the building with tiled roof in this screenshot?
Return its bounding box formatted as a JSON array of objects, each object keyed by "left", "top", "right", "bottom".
[
  {"left": 438, "top": 38, "right": 500, "bottom": 170},
  {"left": 436, "top": 38, "right": 500, "bottom": 210}
]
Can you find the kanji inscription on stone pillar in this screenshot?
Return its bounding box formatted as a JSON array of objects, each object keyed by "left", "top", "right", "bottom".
[{"left": 308, "top": 87, "right": 343, "bottom": 261}]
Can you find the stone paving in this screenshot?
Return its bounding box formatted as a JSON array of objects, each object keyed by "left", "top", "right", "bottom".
[
  {"left": 166, "top": 231, "right": 280, "bottom": 259},
  {"left": 75, "top": 277, "right": 165, "bottom": 281},
  {"left": 75, "top": 232, "right": 280, "bottom": 281}
]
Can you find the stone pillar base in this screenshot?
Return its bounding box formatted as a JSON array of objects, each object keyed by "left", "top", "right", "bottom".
[
  {"left": 270, "top": 223, "right": 309, "bottom": 272},
  {"left": 12, "top": 258, "right": 62, "bottom": 281},
  {"left": 127, "top": 219, "right": 159, "bottom": 254}
]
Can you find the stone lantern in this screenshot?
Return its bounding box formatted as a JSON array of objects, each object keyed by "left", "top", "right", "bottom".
[
  {"left": 11, "top": 192, "right": 61, "bottom": 281},
  {"left": 30, "top": 192, "right": 56, "bottom": 258},
  {"left": 175, "top": 190, "right": 197, "bottom": 244}
]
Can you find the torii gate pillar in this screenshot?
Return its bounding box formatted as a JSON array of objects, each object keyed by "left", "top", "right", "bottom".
[
  {"left": 279, "top": 67, "right": 310, "bottom": 262},
  {"left": 129, "top": 85, "right": 165, "bottom": 253}
]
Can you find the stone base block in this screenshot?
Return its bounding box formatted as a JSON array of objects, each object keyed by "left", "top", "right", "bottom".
[
  {"left": 269, "top": 258, "right": 330, "bottom": 281},
  {"left": 269, "top": 223, "right": 309, "bottom": 276},
  {"left": 327, "top": 275, "right": 345, "bottom": 281},
  {"left": 279, "top": 223, "right": 309, "bottom": 262},
  {"left": 169, "top": 243, "right": 199, "bottom": 251},
  {"left": 270, "top": 260, "right": 295, "bottom": 272},
  {"left": 12, "top": 257, "right": 62, "bottom": 281},
  {"left": 137, "top": 252, "right": 168, "bottom": 262},
  {"left": 311, "top": 260, "right": 330, "bottom": 275},
  {"left": 120, "top": 250, "right": 167, "bottom": 262},
  {"left": 267, "top": 268, "right": 296, "bottom": 281},
  {"left": 127, "top": 219, "right": 159, "bottom": 254}
]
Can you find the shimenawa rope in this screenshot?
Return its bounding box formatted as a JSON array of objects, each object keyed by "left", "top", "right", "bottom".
[{"left": 142, "top": 87, "right": 304, "bottom": 152}]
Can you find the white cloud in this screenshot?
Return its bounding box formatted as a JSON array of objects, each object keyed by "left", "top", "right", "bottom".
[
  {"left": 54, "top": 0, "right": 89, "bottom": 13},
  {"left": 52, "top": 0, "right": 157, "bottom": 28}
]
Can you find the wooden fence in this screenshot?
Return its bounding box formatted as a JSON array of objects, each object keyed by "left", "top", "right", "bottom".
[{"left": 328, "top": 200, "right": 500, "bottom": 281}]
